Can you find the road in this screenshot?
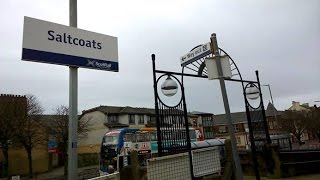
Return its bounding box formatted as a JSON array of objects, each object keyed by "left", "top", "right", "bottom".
[{"left": 245, "top": 174, "right": 320, "bottom": 180}]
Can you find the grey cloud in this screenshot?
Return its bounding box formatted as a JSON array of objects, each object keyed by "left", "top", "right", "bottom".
[{"left": 0, "top": 0, "right": 319, "bottom": 114}]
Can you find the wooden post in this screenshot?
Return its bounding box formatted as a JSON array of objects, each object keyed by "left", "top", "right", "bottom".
[
  {"left": 130, "top": 151, "right": 140, "bottom": 180},
  {"left": 48, "top": 153, "right": 53, "bottom": 171},
  {"left": 267, "top": 144, "right": 282, "bottom": 178},
  {"left": 222, "top": 139, "right": 235, "bottom": 180}
]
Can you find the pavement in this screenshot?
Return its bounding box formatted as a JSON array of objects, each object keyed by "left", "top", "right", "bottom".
[
  {"left": 15, "top": 165, "right": 100, "bottom": 180},
  {"left": 245, "top": 174, "right": 320, "bottom": 180},
  {"left": 7, "top": 165, "right": 320, "bottom": 180}
]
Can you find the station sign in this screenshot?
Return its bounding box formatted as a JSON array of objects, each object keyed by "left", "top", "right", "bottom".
[{"left": 22, "top": 16, "right": 118, "bottom": 71}]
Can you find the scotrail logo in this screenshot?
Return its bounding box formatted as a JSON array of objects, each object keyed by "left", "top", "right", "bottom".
[
  {"left": 86, "top": 59, "right": 111, "bottom": 69},
  {"left": 86, "top": 59, "right": 95, "bottom": 67}
]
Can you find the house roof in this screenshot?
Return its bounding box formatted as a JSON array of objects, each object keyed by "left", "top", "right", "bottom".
[
  {"left": 265, "top": 102, "right": 283, "bottom": 116},
  {"left": 81, "top": 105, "right": 156, "bottom": 117},
  {"left": 214, "top": 102, "right": 283, "bottom": 125},
  {"left": 214, "top": 112, "right": 248, "bottom": 125},
  {"left": 81, "top": 105, "right": 202, "bottom": 118},
  {"left": 104, "top": 122, "right": 129, "bottom": 128},
  {"left": 119, "top": 106, "right": 155, "bottom": 115},
  {"left": 190, "top": 111, "right": 214, "bottom": 116}
]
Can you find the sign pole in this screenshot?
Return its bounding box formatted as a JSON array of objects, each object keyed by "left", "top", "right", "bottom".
[
  {"left": 210, "top": 33, "right": 244, "bottom": 180},
  {"left": 22, "top": 4, "right": 118, "bottom": 178},
  {"left": 68, "top": 0, "right": 78, "bottom": 179}
]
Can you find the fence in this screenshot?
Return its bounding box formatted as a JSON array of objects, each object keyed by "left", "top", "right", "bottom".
[
  {"left": 88, "top": 172, "right": 120, "bottom": 180},
  {"left": 279, "top": 149, "right": 320, "bottom": 177},
  {"left": 78, "top": 153, "right": 100, "bottom": 168},
  {"left": 147, "top": 146, "right": 222, "bottom": 179},
  {"left": 191, "top": 147, "right": 221, "bottom": 177}
]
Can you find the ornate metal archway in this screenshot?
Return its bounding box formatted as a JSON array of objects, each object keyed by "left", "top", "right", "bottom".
[{"left": 152, "top": 37, "right": 272, "bottom": 179}]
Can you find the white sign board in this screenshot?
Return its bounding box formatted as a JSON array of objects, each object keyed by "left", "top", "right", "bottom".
[
  {"left": 205, "top": 56, "right": 232, "bottom": 80},
  {"left": 180, "top": 42, "right": 211, "bottom": 67},
  {"left": 22, "top": 16, "right": 118, "bottom": 71},
  {"left": 11, "top": 176, "right": 20, "bottom": 180}
]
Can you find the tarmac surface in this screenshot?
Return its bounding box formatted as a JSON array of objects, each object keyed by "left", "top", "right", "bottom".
[
  {"left": 5, "top": 165, "right": 320, "bottom": 180},
  {"left": 8, "top": 165, "right": 100, "bottom": 180},
  {"left": 245, "top": 174, "right": 320, "bottom": 180}
]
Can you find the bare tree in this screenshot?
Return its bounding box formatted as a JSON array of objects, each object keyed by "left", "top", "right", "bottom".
[
  {"left": 14, "top": 94, "right": 45, "bottom": 178},
  {"left": 307, "top": 106, "right": 320, "bottom": 142},
  {"left": 47, "top": 105, "right": 90, "bottom": 175},
  {"left": 0, "top": 95, "right": 27, "bottom": 177},
  {"left": 278, "top": 110, "right": 310, "bottom": 145}
]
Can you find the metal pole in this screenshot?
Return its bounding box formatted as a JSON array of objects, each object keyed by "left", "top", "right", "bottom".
[
  {"left": 181, "top": 82, "right": 195, "bottom": 180},
  {"left": 244, "top": 102, "right": 260, "bottom": 180},
  {"left": 256, "top": 71, "right": 271, "bottom": 144},
  {"left": 266, "top": 85, "right": 274, "bottom": 107},
  {"left": 210, "top": 33, "right": 244, "bottom": 180},
  {"left": 152, "top": 54, "right": 163, "bottom": 157},
  {"left": 262, "top": 84, "right": 277, "bottom": 120},
  {"left": 266, "top": 84, "right": 277, "bottom": 122},
  {"left": 68, "top": 0, "right": 78, "bottom": 179}
]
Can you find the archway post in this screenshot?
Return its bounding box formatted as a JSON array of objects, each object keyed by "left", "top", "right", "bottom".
[{"left": 210, "top": 33, "right": 244, "bottom": 180}]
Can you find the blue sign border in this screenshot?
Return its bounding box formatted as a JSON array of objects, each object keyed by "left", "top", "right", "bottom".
[{"left": 22, "top": 48, "right": 119, "bottom": 72}]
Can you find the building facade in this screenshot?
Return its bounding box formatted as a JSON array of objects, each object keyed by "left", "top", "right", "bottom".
[
  {"left": 190, "top": 111, "right": 215, "bottom": 139},
  {"left": 78, "top": 106, "right": 157, "bottom": 153},
  {"left": 78, "top": 105, "right": 205, "bottom": 153},
  {"left": 287, "top": 101, "right": 315, "bottom": 143},
  {"left": 212, "top": 102, "right": 283, "bottom": 149}
]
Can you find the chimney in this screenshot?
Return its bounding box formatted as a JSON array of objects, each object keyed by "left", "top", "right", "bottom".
[
  {"left": 302, "top": 103, "right": 309, "bottom": 107},
  {"left": 292, "top": 101, "right": 300, "bottom": 107}
]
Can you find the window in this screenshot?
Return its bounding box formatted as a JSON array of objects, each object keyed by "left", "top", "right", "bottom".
[
  {"left": 203, "top": 116, "right": 213, "bottom": 127},
  {"left": 150, "top": 132, "right": 157, "bottom": 141},
  {"left": 147, "top": 115, "right": 156, "bottom": 123},
  {"left": 192, "top": 119, "right": 197, "bottom": 127},
  {"left": 129, "top": 114, "right": 135, "bottom": 124},
  {"left": 236, "top": 137, "right": 241, "bottom": 145},
  {"left": 139, "top": 115, "right": 144, "bottom": 124},
  {"left": 136, "top": 133, "right": 148, "bottom": 142},
  {"left": 273, "top": 120, "right": 278, "bottom": 128},
  {"left": 123, "top": 133, "right": 133, "bottom": 142},
  {"left": 233, "top": 124, "right": 239, "bottom": 132},
  {"left": 204, "top": 127, "right": 214, "bottom": 139},
  {"left": 189, "top": 130, "right": 196, "bottom": 139},
  {"left": 268, "top": 121, "right": 274, "bottom": 129},
  {"left": 219, "top": 126, "right": 226, "bottom": 133},
  {"left": 244, "top": 123, "right": 249, "bottom": 132},
  {"left": 108, "top": 115, "right": 118, "bottom": 124},
  {"left": 103, "top": 134, "right": 119, "bottom": 144},
  {"left": 150, "top": 116, "right": 156, "bottom": 122}
]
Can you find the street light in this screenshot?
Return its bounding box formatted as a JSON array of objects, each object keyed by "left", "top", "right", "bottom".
[
  {"left": 161, "top": 76, "right": 178, "bottom": 97},
  {"left": 262, "top": 84, "right": 277, "bottom": 121},
  {"left": 262, "top": 84, "right": 275, "bottom": 107},
  {"left": 245, "top": 84, "right": 260, "bottom": 100}
]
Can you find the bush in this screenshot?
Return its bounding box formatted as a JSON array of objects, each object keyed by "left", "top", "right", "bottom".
[{"left": 78, "top": 153, "right": 99, "bottom": 167}]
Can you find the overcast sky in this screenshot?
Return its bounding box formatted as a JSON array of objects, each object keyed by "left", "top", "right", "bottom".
[{"left": 0, "top": 0, "right": 319, "bottom": 115}]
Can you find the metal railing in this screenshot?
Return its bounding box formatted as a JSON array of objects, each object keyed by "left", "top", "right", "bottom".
[{"left": 88, "top": 172, "right": 120, "bottom": 180}]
